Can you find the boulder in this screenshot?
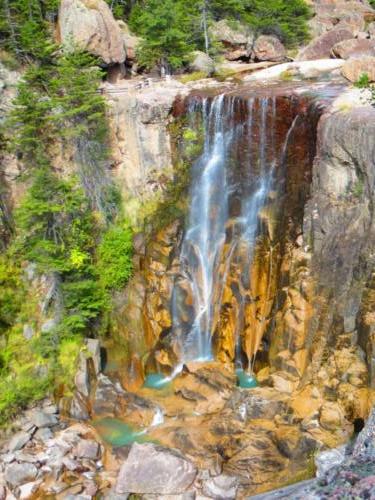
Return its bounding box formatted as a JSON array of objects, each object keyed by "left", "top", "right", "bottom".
[
  {"left": 341, "top": 56, "right": 375, "bottom": 82},
  {"left": 5, "top": 463, "right": 38, "bottom": 487},
  {"left": 59, "top": 0, "right": 126, "bottom": 64},
  {"left": 315, "top": 445, "right": 346, "bottom": 478},
  {"left": 202, "top": 474, "right": 238, "bottom": 499},
  {"left": 253, "top": 35, "right": 286, "bottom": 62},
  {"left": 28, "top": 409, "right": 58, "bottom": 428},
  {"left": 189, "top": 51, "right": 215, "bottom": 75},
  {"left": 332, "top": 38, "right": 375, "bottom": 59},
  {"left": 18, "top": 481, "right": 41, "bottom": 500},
  {"left": 7, "top": 431, "right": 32, "bottom": 452},
  {"left": 115, "top": 443, "right": 197, "bottom": 494},
  {"left": 117, "top": 21, "right": 141, "bottom": 61},
  {"left": 69, "top": 391, "right": 90, "bottom": 420},
  {"left": 209, "top": 19, "right": 253, "bottom": 60},
  {"left": 297, "top": 27, "right": 353, "bottom": 60},
  {"left": 369, "top": 22, "right": 375, "bottom": 38},
  {"left": 74, "top": 439, "right": 101, "bottom": 460}
]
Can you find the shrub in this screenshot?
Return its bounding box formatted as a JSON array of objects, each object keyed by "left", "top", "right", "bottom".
[{"left": 97, "top": 222, "right": 134, "bottom": 290}]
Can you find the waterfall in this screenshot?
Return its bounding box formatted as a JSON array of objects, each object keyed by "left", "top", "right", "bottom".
[{"left": 171, "top": 90, "right": 304, "bottom": 364}]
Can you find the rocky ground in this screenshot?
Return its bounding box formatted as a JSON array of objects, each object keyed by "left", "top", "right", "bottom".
[{"left": 0, "top": 363, "right": 374, "bottom": 499}]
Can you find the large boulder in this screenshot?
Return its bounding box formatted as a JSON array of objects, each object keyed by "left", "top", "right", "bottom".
[
  {"left": 5, "top": 463, "right": 38, "bottom": 487},
  {"left": 253, "top": 35, "right": 286, "bottom": 62},
  {"left": 117, "top": 20, "right": 141, "bottom": 61},
  {"left": 189, "top": 51, "right": 215, "bottom": 75},
  {"left": 332, "top": 38, "right": 375, "bottom": 59},
  {"left": 297, "top": 27, "right": 353, "bottom": 60},
  {"left": 59, "top": 0, "right": 126, "bottom": 64},
  {"left": 209, "top": 19, "right": 253, "bottom": 61},
  {"left": 115, "top": 442, "right": 197, "bottom": 494},
  {"left": 341, "top": 56, "right": 375, "bottom": 81}
]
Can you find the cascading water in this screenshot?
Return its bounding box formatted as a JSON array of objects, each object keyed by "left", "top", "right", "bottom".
[{"left": 172, "top": 92, "right": 283, "bottom": 365}]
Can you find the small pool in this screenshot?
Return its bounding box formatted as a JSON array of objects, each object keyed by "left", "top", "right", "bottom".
[
  {"left": 93, "top": 418, "right": 148, "bottom": 447},
  {"left": 143, "top": 373, "right": 172, "bottom": 390},
  {"left": 236, "top": 369, "right": 258, "bottom": 389}
]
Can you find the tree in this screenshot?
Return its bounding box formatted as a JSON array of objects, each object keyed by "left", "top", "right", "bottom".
[
  {"left": 241, "top": 0, "right": 311, "bottom": 47},
  {"left": 129, "top": 0, "right": 195, "bottom": 71}
]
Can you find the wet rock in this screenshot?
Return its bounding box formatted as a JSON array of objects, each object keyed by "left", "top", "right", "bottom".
[
  {"left": 341, "top": 56, "right": 375, "bottom": 81},
  {"left": 189, "top": 51, "right": 215, "bottom": 75},
  {"left": 315, "top": 445, "right": 346, "bottom": 478},
  {"left": 297, "top": 27, "right": 353, "bottom": 60},
  {"left": 332, "top": 38, "right": 375, "bottom": 59},
  {"left": 202, "top": 474, "right": 238, "bottom": 499},
  {"left": 115, "top": 442, "right": 197, "bottom": 494},
  {"left": 28, "top": 409, "right": 58, "bottom": 428},
  {"left": 74, "top": 440, "right": 101, "bottom": 460},
  {"left": 7, "top": 431, "right": 32, "bottom": 452},
  {"left": 59, "top": 0, "right": 126, "bottom": 64},
  {"left": 5, "top": 463, "right": 38, "bottom": 487},
  {"left": 253, "top": 35, "right": 286, "bottom": 62}
]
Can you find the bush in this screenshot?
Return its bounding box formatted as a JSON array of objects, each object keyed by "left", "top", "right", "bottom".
[{"left": 97, "top": 223, "right": 134, "bottom": 290}]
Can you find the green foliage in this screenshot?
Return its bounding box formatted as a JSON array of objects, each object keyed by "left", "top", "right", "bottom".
[
  {"left": 0, "top": 255, "right": 24, "bottom": 337},
  {"left": 97, "top": 223, "right": 134, "bottom": 290},
  {"left": 62, "top": 279, "right": 108, "bottom": 334},
  {"left": 129, "top": 0, "right": 194, "bottom": 69},
  {"left": 129, "top": 0, "right": 310, "bottom": 70},
  {"left": 355, "top": 73, "right": 370, "bottom": 89},
  {"left": 0, "top": 10, "right": 124, "bottom": 424},
  {"left": 15, "top": 169, "right": 95, "bottom": 273},
  {"left": 0, "top": 373, "right": 51, "bottom": 426},
  {"left": 0, "top": 0, "right": 59, "bottom": 60},
  {"left": 242, "top": 0, "right": 311, "bottom": 47}
]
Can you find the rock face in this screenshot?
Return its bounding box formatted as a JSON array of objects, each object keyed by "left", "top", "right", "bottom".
[
  {"left": 341, "top": 55, "right": 375, "bottom": 81},
  {"left": 297, "top": 27, "right": 353, "bottom": 60},
  {"left": 332, "top": 38, "right": 375, "bottom": 58},
  {"left": 107, "top": 81, "right": 188, "bottom": 226},
  {"left": 58, "top": 0, "right": 126, "bottom": 64},
  {"left": 115, "top": 442, "right": 197, "bottom": 494}
]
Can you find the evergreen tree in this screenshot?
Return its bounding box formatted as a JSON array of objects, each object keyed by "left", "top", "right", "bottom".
[{"left": 129, "top": 0, "right": 195, "bottom": 71}]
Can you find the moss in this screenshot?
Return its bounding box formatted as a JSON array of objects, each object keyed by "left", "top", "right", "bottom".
[{"left": 179, "top": 71, "right": 209, "bottom": 83}]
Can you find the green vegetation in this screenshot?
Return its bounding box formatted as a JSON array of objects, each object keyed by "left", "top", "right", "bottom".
[
  {"left": 0, "top": 3, "right": 135, "bottom": 424},
  {"left": 128, "top": 0, "right": 311, "bottom": 70},
  {"left": 354, "top": 73, "right": 371, "bottom": 89},
  {"left": 354, "top": 72, "right": 375, "bottom": 107},
  {"left": 97, "top": 222, "right": 134, "bottom": 290}
]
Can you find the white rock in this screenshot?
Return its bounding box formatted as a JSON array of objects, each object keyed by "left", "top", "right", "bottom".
[
  {"left": 245, "top": 59, "right": 345, "bottom": 82},
  {"left": 315, "top": 445, "right": 346, "bottom": 478}
]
